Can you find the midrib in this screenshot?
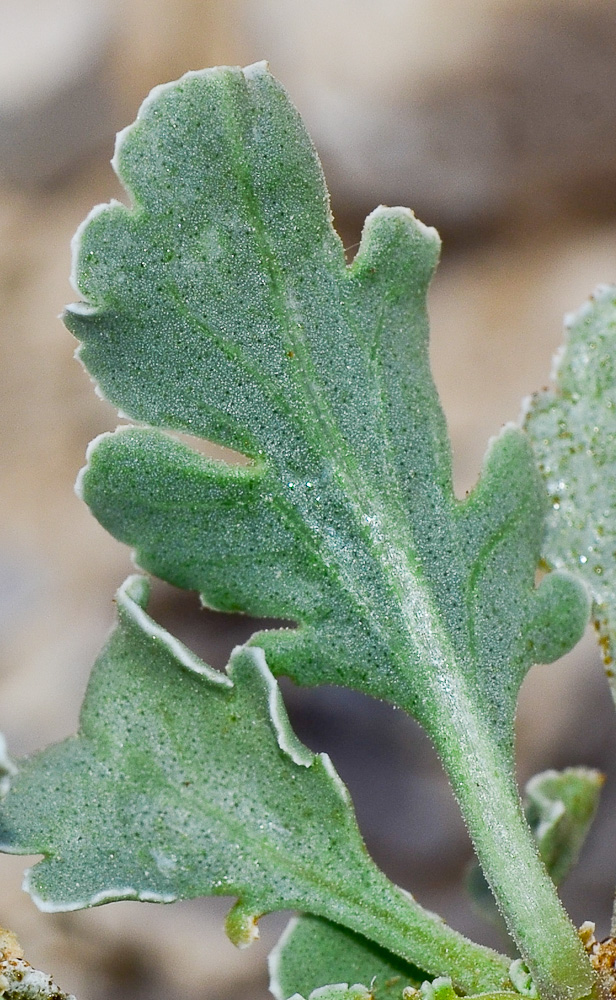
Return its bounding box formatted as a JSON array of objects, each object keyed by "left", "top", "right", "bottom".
[{"left": 224, "top": 77, "right": 463, "bottom": 705}]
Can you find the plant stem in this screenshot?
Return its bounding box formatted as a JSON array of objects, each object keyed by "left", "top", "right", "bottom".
[{"left": 422, "top": 674, "right": 599, "bottom": 1000}]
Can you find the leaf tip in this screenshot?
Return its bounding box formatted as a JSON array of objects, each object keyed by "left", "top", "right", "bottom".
[
  {"left": 528, "top": 570, "right": 591, "bottom": 664},
  {"left": 357, "top": 204, "right": 441, "bottom": 286},
  {"left": 225, "top": 899, "right": 262, "bottom": 948},
  {"left": 68, "top": 198, "right": 125, "bottom": 301},
  {"left": 111, "top": 61, "right": 273, "bottom": 187},
  {"left": 117, "top": 575, "right": 232, "bottom": 686},
  {"left": 243, "top": 59, "right": 271, "bottom": 80},
  {"left": 74, "top": 428, "right": 117, "bottom": 502},
  {"left": 23, "top": 868, "right": 84, "bottom": 915},
  {"left": 119, "top": 574, "right": 151, "bottom": 610}
]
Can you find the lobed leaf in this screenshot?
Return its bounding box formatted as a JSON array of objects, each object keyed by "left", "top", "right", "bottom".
[
  {"left": 524, "top": 285, "right": 616, "bottom": 680},
  {"left": 269, "top": 915, "right": 422, "bottom": 1000},
  {"left": 70, "top": 64, "right": 588, "bottom": 752},
  {"left": 0, "top": 577, "right": 510, "bottom": 995}
]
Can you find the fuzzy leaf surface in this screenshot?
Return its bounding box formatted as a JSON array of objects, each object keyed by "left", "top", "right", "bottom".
[
  {"left": 0, "top": 577, "right": 509, "bottom": 994},
  {"left": 70, "top": 63, "right": 588, "bottom": 751},
  {"left": 525, "top": 285, "right": 616, "bottom": 677},
  {"left": 269, "top": 915, "right": 422, "bottom": 1000},
  {"left": 63, "top": 64, "right": 599, "bottom": 997}
]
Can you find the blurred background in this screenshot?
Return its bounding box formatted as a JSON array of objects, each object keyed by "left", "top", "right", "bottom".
[{"left": 1, "top": 1, "right": 616, "bottom": 997}]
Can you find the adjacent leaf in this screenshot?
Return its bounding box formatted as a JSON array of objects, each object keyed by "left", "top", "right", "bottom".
[
  {"left": 525, "top": 285, "right": 616, "bottom": 678},
  {"left": 525, "top": 768, "right": 603, "bottom": 885},
  {"left": 0, "top": 576, "right": 510, "bottom": 995},
  {"left": 67, "top": 64, "right": 594, "bottom": 997},
  {"left": 269, "top": 915, "right": 422, "bottom": 1000},
  {"left": 0, "top": 734, "right": 16, "bottom": 797}
]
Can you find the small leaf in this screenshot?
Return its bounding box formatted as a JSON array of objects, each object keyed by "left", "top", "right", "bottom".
[
  {"left": 269, "top": 915, "right": 422, "bottom": 1000},
  {"left": 524, "top": 285, "right": 616, "bottom": 675},
  {"left": 415, "top": 978, "right": 458, "bottom": 1000},
  {"left": 509, "top": 960, "right": 538, "bottom": 999},
  {"left": 525, "top": 767, "right": 603, "bottom": 886},
  {"left": 0, "top": 577, "right": 510, "bottom": 995}
]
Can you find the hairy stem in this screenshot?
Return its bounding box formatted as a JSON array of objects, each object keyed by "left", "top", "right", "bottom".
[{"left": 423, "top": 676, "right": 599, "bottom": 1000}]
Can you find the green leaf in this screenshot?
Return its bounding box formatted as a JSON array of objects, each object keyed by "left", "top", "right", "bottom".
[
  {"left": 269, "top": 915, "right": 422, "bottom": 1000},
  {"left": 524, "top": 285, "right": 616, "bottom": 676},
  {"left": 525, "top": 768, "right": 603, "bottom": 886},
  {"left": 0, "top": 576, "right": 510, "bottom": 995},
  {"left": 70, "top": 64, "right": 587, "bottom": 733},
  {"left": 67, "top": 64, "right": 594, "bottom": 998}
]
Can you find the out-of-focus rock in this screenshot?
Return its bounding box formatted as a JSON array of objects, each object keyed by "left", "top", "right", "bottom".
[
  {"left": 236, "top": 0, "right": 616, "bottom": 230},
  {"left": 0, "top": 0, "right": 115, "bottom": 184}
]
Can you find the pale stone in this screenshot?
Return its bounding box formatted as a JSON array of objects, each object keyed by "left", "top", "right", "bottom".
[{"left": 0, "top": 0, "right": 115, "bottom": 183}]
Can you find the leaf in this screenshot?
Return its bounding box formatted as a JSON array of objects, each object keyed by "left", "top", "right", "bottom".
[
  {"left": 525, "top": 768, "right": 603, "bottom": 885},
  {"left": 70, "top": 63, "right": 588, "bottom": 744},
  {"left": 269, "top": 915, "right": 422, "bottom": 1000},
  {"left": 0, "top": 734, "right": 16, "bottom": 798},
  {"left": 0, "top": 577, "right": 510, "bottom": 995},
  {"left": 67, "top": 64, "right": 594, "bottom": 995},
  {"left": 524, "top": 285, "right": 616, "bottom": 676}
]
